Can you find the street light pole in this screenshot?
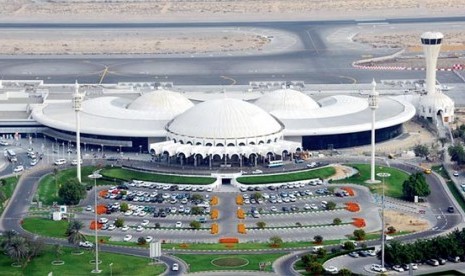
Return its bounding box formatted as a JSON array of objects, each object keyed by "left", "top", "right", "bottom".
[
  {"left": 377, "top": 172, "right": 390, "bottom": 271},
  {"left": 73, "top": 80, "right": 84, "bottom": 183},
  {"left": 89, "top": 171, "right": 102, "bottom": 274},
  {"left": 368, "top": 79, "right": 379, "bottom": 183},
  {"left": 109, "top": 263, "right": 113, "bottom": 276}
]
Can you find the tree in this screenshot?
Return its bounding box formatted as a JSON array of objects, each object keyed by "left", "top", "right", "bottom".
[
  {"left": 256, "top": 221, "right": 266, "bottom": 229},
  {"left": 137, "top": 237, "right": 146, "bottom": 245},
  {"left": 269, "top": 236, "right": 283, "bottom": 247},
  {"left": 353, "top": 229, "right": 366, "bottom": 241},
  {"left": 316, "top": 247, "right": 327, "bottom": 258},
  {"left": 1, "top": 230, "right": 18, "bottom": 251},
  {"left": 313, "top": 235, "right": 323, "bottom": 244},
  {"left": 66, "top": 220, "right": 86, "bottom": 251},
  {"left": 333, "top": 218, "right": 342, "bottom": 225},
  {"left": 53, "top": 244, "right": 63, "bottom": 262},
  {"left": 413, "top": 144, "right": 430, "bottom": 159},
  {"left": 306, "top": 262, "right": 323, "bottom": 274},
  {"left": 342, "top": 241, "right": 355, "bottom": 250},
  {"left": 5, "top": 236, "right": 28, "bottom": 266},
  {"left": 58, "top": 178, "right": 86, "bottom": 205},
  {"left": 326, "top": 201, "right": 336, "bottom": 210},
  {"left": 252, "top": 192, "right": 263, "bottom": 200},
  {"left": 190, "top": 221, "right": 201, "bottom": 230},
  {"left": 115, "top": 217, "right": 124, "bottom": 228},
  {"left": 338, "top": 268, "right": 353, "bottom": 275},
  {"left": 191, "top": 206, "right": 204, "bottom": 215},
  {"left": 402, "top": 172, "right": 431, "bottom": 201},
  {"left": 120, "top": 202, "right": 129, "bottom": 212},
  {"left": 448, "top": 143, "right": 465, "bottom": 165},
  {"left": 191, "top": 194, "right": 203, "bottom": 202},
  {"left": 387, "top": 226, "right": 396, "bottom": 234},
  {"left": 154, "top": 223, "right": 161, "bottom": 229}
]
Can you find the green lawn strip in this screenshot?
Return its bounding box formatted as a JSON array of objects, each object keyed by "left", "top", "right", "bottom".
[
  {"left": 175, "top": 253, "right": 284, "bottom": 272},
  {"left": 236, "top": 167, "right": 336, "bottom": 185},
  {"left": 0, "top": 176, "right": 18, "bottom": 214},
  {"left": 101, "top": 167, "right": 216, "bottom": 185},
  {"left": 248, "top": 222, "right": 352, "bottom": 230},
  {"left": 22, "top": 217, "right": 69, "bottom": 238},
  {"left": 0, "top": 244, "right": 165, "bottom": 276},
  {"left": 332, "top": 164, "right": 409, "bottom": 198},
  {"left": 432, "top": 165, "right": 465, "bottom": 212}
]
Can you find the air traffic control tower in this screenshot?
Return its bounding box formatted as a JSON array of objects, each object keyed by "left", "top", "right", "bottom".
[{"left": 418, "top": 32, "right": 454, "bottom": 124}]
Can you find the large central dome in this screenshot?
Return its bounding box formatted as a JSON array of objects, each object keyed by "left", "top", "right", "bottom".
[{"left": 166, "top": 98, "right": 283, "bottom": 140}]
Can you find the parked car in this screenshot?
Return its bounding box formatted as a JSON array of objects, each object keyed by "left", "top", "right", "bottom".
[
  {"left": 175, "top": 221, "right": 182, "bottom": 228},
  {"left": 447, "top": 206, "right": 455, "bottom": 213},
  {"left": 371, "top": 264, "right": 387, "bottom": 273},
  {"left": 348, "top": 252, "right": 359, "bottom": 258},
  {"left": 54, "top": 158, "right": 67, "bottom": 165},
  {"left": 392, "top": 265, "right": 404, "bottom": 272},
  {"left": 123, "top": 235, "right": 132, "bottom": 241},
  {"left": 453, "top": 171, "right": 459, "bottom": 177},
  {"left": 79, "top": 241, "right": 94, "bottom": 248},
  {"left": 426, "top": 259, "right": 439, "bottom": 266},
  {"left": 324, "top": 266, "right": 338, "bottom": 274},
  {"left": 146, "top": 236, "right": 153, "bottom": 243},
  {"left": 13, "top": 165, "right": 24, "bottom": 173}
]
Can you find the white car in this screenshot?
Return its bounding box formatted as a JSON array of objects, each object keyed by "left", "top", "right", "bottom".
[
  {"left": 172, "top": 263, "right": 179, "bottom": 271},
  {"left": 146, "top": 236, "right": 153, "bottom": 243},
  {"left": 54, "top": 158, "right": 67, "bottom": 165},
  {"left": 13, "top": 165, "right": 24, "bottom": 173},
  {"left": 107, "top": 224, "right": 116, "bottom": 231},
  {"left": 206, "top": 187, "right": 213, "bottom": 192},
  {"left": 371, "top": 264, "right": 387, "bottom": 273},
  {"left": 252, "top": 169, "right": 263, "bottom": 174},
  {"left": 0, "top": 140, "right": 9, "bottom": 146},
  {"left": 98, "top": 217, "right": 108, "bottom": 224},
  {"left": 123, "top": 235, "right": 132, "bottom": 241},
  {"left": 324, "top": 266, "right": 338, "bottom": 274},
  {"left": 30, "top": 159, "right": 38, "bottom": 166},
  {"left": 121, "top": 225, "right": 129, "bottom": 231},
  {"left": 175, "top": 221, "right": 182, "bottom": 228},
  {"left": 136, "top": 225, "right": 144, "bottom": 232},
  {"left": 79, "top": 241, "right": 94, "bottom": 248},
  {"left": 453, "top": 171, "right": 459, "bottom": 177},
  {"left": 304, "top": 204, "right": 312, "bottom": 210},
  {"left": 71, "top": 159, "right": 83, "bottom": 165},
  {"left": 392, "top": 265, "right": 404, "bottom": 272},
  {"left": 270, "top": 206, "right": 278, "bottom": 212},
  {"left": 141, "top": 219, "right": 150, "bottom": 227},
  {"left": 124, "top": 210, "right": 133, "bottom": 216}
]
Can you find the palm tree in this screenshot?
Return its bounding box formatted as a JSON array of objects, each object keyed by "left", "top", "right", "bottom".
[
  {"left": 5, "top": 236, "right": 28, "bottom": 267},
  {"left": 66, "top": 220, "right": 86, "bottom": 251},
  {"left": 53, "top": 244, "right": 64, "bottom": 262},
  {"left": 1, "top": 230, "right": 18, "bottom": 251}
]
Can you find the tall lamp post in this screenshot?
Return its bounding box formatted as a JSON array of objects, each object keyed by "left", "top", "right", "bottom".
[
  {"left": 72, "top": 80, "right": 84, "bottom": 183},
  {"left": 368, "top": 79, "right": 379, "bottom": 183},
  {"left": 89, "top": 171, "right": 102, "bottom": 274},
  {"left": 377, "top": 171, "right": 390, "bottom": 271}
]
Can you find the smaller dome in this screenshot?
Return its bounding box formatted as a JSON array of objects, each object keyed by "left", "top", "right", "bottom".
[
  {"left": 254, "top": 89, "right": 320, "bottom": 119},
  {"left": 127, "top": 90, "right": 193, "bottom": 115}
]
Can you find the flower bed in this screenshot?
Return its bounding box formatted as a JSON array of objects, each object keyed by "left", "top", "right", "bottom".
[
  {"left": 211, "top": 209, "right": 219, "bottom": 220},
  {"left": 89, "top": 220, "right": 102, "bottom": 230},
  {"left": 98, "top": 190, "right": 108, "bottom": 198},
  {"left": 238, "top": 224, "right": 247, "bottom": 234},
  {"left": 345, "top": 202, "right": 360, "bottom": 212},
  {"left": 236, "top": 195, "right": 243, "bottom": 205},
  {"left": 210, "top": 196, "right": 219, "bottom": 206},
  {"left": 219, "top": 237, "right": 238, "bottom": 243},
  {"left": 352, "top": 218, "right": 366, "bottom": 228},
  {"left": 211, "top": 223, "right": 219, "bottom": 235},
  {"left": 237, "top": 209, "right": 245, "bottom": 219},
  {"left": 96, "top": 204, "right": 107, "bottom": 215}
]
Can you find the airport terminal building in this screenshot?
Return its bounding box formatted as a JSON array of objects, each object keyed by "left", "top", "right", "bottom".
[{"left": 0, "top": 80, "right": 418, "bottom": 167}]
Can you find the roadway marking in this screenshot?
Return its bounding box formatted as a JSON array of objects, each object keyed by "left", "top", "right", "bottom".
[
  {"left": 339, "top": 76, "right": 357, "bottom": 84},
  {"left": 99, "top": 66, "right": 109, "bottom": 84},
  {"left": 220, "top": 75, "right": 237, "bottom": 85},
  {"left": 305, "top": 30, "right": 319, "bottom": 55}
]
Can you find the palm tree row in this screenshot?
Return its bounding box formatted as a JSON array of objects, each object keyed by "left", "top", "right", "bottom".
[{"left": 382, "top": 228, "right": 465, "bottom": 265}]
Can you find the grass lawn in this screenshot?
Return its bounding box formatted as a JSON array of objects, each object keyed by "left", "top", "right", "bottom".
[
  {"left": 0, "top": 176, "right": 18, "bottom": 215},
  {"left": 332, "top": 164, "right": 410, "bottom": 198},
  {"left": 37, "top": 166, "right": 106, "bottom": 205},
  {"left": 0, "top": 244, "right": 165, "bottom": 275},
  {"left": 236, "top": 167, "right": 336, "bottom": 184},
  {"left": 432, "top": 165, "right": 465, "bottom": 212},
  {"left": 175, "top": 253, "right": 284, "bottom": 272},
  {"left": 101, "top": 167, "right": 216, "bottom": 185},
  {"left": 22, "top": 217, "right": 70, "bottom": 238}
]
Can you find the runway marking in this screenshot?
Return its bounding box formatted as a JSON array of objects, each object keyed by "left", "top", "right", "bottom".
[
  {"left": 99, "top": 66, "right": 109, "bottom": 84},
  {"left": 220, "top": 75, "right": 237, "bottom": 86},
  {"left": 305, "top": 30, "right": 319, "bottom": 55},
  {"left": 339, "top": 76, "right": 357, "bottom": 84}
]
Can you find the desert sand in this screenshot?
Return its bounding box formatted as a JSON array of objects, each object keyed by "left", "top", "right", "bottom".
[
  {"left": 384, "top": 210, "right": 430, "bottom": 232},
  {"left": 1, "top": 1, "right": 465, "bottom": 56}
]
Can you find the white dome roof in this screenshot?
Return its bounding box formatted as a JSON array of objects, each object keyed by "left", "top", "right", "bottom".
[
  {"left": 167, "top": 98, "right": 283, "bottom": 139},
  {"left": 127, "top": 89, "right": 193, "bottom": 115},
  {"left": 254, "top": 89, "right": 320, "bottom": 113}
]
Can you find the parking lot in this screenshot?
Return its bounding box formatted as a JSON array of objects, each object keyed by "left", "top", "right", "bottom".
[{"left": 77, "top": 177, "right": 381, "bottom": 243}]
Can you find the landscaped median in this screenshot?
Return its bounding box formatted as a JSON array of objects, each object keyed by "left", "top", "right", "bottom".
[
  {"left": 100, "top": 166, "right": 217, "bottom": 185},
  {"left": 235, "top": 166, "right": 335, "bottom": 185}
]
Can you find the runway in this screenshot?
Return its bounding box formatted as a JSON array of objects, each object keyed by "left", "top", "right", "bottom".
[{"left": 0, "top": 17, "right": 464, "bottom": 85}]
